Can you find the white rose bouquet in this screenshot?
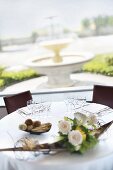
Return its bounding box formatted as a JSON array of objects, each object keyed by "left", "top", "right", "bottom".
[{"left": 58, "top": 116, "right": 99, "bottom": 154}]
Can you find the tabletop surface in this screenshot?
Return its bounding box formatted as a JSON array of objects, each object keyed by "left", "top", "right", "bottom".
[{"left": 0, "top": 101, "right": 113, "bottom": 170}]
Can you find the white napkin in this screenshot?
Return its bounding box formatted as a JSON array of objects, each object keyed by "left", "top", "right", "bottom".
[
  {"left": 18, "top": 107, "right": 31, "bottom": 115},
  {"left": 81, "top": 103, "right": 113, "bottom": 125},
  {"left": 82, "top": 103, "right": 109, "bottom": 114}
]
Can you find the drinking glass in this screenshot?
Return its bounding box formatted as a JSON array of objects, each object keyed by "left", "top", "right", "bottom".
[
  {"left": 64, "top": 97, "right": 79, "bottom": 118},
  {"left": 34, "top": 101, "right": 51, "bottom": 122},
  {"left": 76, "top": 96, "right": 87, "bottom": 109},
  {"left": 65, "top": 96, "right": 86, "bottom": 112},
  {"left": 27, "top": 100, "right": 37, "bottom": 117},
  {"left": 14, "top": 137, "right": 40, "bottom": 160},
  {"left": 27, "top": 98, "right": 51, "bottom": 121}
]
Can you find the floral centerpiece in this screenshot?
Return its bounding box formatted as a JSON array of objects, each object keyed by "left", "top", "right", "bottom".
[
  {"left": 58, "top": 112, "right": 99, "bottom": 154},
  {"left": 0, "top": 111, "right": 112, "bottom": 156}
]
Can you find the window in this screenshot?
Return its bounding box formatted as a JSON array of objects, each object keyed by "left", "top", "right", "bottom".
[{"left": 0, "top": 0, "right": 113, "bottom": 93}]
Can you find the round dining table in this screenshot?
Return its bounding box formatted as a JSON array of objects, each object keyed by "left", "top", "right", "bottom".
[{"left": 0, "top": 101, "right": 113, "bottom": 170}]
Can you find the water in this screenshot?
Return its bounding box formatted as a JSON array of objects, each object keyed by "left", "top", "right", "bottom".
[{"left": 33, "top": 55, "right": 84, "bottom": 66}]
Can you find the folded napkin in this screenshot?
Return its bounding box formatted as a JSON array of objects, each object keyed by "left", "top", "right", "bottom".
[
  {"left": 82, "top": 103, "right": 110, "bottom": 114},
  {"left": 18, "top": 107, "right": 31, "bottom": 115}
]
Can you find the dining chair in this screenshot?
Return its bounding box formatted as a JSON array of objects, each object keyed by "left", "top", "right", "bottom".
[
  {"left": 3, "top": 90, "right": 32, "bottom": 114},
  {"left": 0, "top": 106, "right": 7, "bottom": 119},
  {"left": 92, "top": 85, "right": 113, "bottom": 108}
]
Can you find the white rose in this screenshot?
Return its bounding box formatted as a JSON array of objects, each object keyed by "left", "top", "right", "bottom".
[
  {"left": 74, "top": 112, "right": 88, "bottom": 125},
  {"left": 68, "top": 130, "right": 83, "bottom": 146},
  {"left": 89, "top": 114, "right": 98, "bottom": 125},
  {"left": 58, "top": 120, "right": 71, "bottom": 134}
]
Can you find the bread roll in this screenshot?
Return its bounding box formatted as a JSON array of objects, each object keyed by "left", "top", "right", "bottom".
[
  {"left": 33, "top": 120, "right": 41, "bottom": 128},
  {"left": 25, "top": 119, "right": 33, "bottom": 126},
  {"left": 19, "top": 124, "right": 27, "bottom": 131}
]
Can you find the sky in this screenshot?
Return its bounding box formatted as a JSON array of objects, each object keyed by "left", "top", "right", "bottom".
[{"left": 0, "top": 0, "right": 113, "bottom": 38}]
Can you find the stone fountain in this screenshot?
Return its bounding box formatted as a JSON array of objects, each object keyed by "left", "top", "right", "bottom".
[{"left": 26, "top": 38, "right": 94, "bottom": 88}]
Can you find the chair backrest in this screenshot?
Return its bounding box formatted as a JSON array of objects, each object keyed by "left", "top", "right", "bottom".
[
  {"left": 92, "top": 85, "right": 113, "bottom": 108},
  {"left": 3, "top": 90, "right": 32, "bottom": 114},
  {"left": 0, "top": 106, "right": 7, "bottom": 119}
]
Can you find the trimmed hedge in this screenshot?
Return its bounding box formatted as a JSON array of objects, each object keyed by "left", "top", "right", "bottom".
[
  {"left": 83, "top": 53, "right": 113, "bottom": 76},
  {"left": 0, "top": 66, "right": 5, "bottom": 75},
  {"left": 0, "top": 79, "right": 5, "bottom": 88},
  {"left": 105, "top": 54, "right": 113, "bottom": 66},
  {"left": 0, "top": 68, "right": 38, "bottom": 89}
]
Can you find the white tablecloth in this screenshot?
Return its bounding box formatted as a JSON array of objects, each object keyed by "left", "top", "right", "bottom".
[{"left": 0, "top": 101, "right": 113, "bottom": 170}]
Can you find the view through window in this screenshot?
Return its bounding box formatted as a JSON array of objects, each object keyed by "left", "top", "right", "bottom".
[{"left": 0, "top": 0, "right": 113, "bottom": 93}]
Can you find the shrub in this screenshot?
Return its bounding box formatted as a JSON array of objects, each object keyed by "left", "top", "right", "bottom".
[
  {"left": 0, "top": 79, "right": 5, "bottom": 89},
  {"left": 0, "top": 69, "right": 38, "bottom": 89},
  {"left": 0, "top": 66, "right": 5, "bottom": 75},
  {"left": 83, "top": 53, "right": 113, "bottom": 76},
  {"left": 105, "top": 54, "right": 113, "bottom": 66}
]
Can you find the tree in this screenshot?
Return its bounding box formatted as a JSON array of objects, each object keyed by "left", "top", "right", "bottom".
[
  {"left": 0, "top": 40, "right": 2, "bottom": 51},
  {"left": 82, "top": 18, "right": 90, "bottom": 29},
  {"left": 93, "top": 16, "right": 103, "bottom": 35},
  {"left": 31, "top": 32, "right": 38, "bottom": 43},
  {"left": 108, "top": 16, "right": 113, "bottom": 26}
]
